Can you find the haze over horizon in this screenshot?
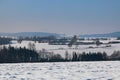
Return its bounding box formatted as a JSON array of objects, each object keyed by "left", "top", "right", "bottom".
[{"left": 0, "top": 0, "right": 120, "bottom": 35}]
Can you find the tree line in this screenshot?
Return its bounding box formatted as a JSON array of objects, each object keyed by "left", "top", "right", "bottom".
[
  {"left": 0, "top": 46, "right": 120, "bottom": 63},
  {"left": 17, "top": 36, "right": 56, "bottom": 43}
]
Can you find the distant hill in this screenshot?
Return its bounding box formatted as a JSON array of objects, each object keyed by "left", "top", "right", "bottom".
[
  {"left": 0, "top": 32, "right": 63, "bottom": 38},
  {"left": 1, "top": 31, "right": 120, "bottom": 38},
  {"left": 80, "top": 32, "right": 120, "bottom": 38}
]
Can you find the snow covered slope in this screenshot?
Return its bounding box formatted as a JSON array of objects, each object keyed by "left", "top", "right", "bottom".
[{"left": 0, "top": 61, "right": 120, "bottom": 80}]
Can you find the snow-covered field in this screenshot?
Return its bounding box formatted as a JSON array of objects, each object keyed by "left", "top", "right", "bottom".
[
  {"left": 5, "top": 40, "right": 120, "bottom": 56},
  {"left": 0, "top": 61, "right": 120, "bottom": 80},
  {"left": 0, "top": 40, "right": 120, "bottom": 80}
]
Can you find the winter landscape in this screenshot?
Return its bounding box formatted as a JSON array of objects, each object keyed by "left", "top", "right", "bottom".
[
  {"left": 0, "top": 35, "right": 119, "bottom": 80},
  {"left": 1, "top": 0, "right": 120, "bottom": 80}
]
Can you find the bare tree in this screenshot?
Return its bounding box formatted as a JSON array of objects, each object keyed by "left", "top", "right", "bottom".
[
  {"left": 28, "top": 42, "right": 36, "bottom": 51},
  {"left": 68, "top": 35, "right": 77, "bottom": 47}
]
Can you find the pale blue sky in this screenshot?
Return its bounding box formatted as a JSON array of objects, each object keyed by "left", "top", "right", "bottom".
[{"left": 0, "top": 0, "right": 120, "bottom": 35}]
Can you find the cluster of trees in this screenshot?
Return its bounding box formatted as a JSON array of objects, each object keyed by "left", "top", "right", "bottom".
[
  {"left": 17, "top": 36, "right": 56, "bottom": 43},
  {"left": 37, "top": 51, "right": 120, "bottom": 62},
  {"left": 0, "top": 45, "right": 119, "bottom": 63},
  {"left": 0, "top": 37, "right": 11, "bottom": 45},
  {"left": 71, "top": 52, "right": 108, "bottom": 61},
  {"left": 0, "top": 46, "right": 38, "bottom": 63}
]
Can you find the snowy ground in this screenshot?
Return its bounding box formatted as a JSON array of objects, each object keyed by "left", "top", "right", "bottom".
[
  {"left": 5, "top": 40, "right": 120, "bottom": 56},
  {"left": 0, "top": 61, "right": 120, "bottom": 80}
]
